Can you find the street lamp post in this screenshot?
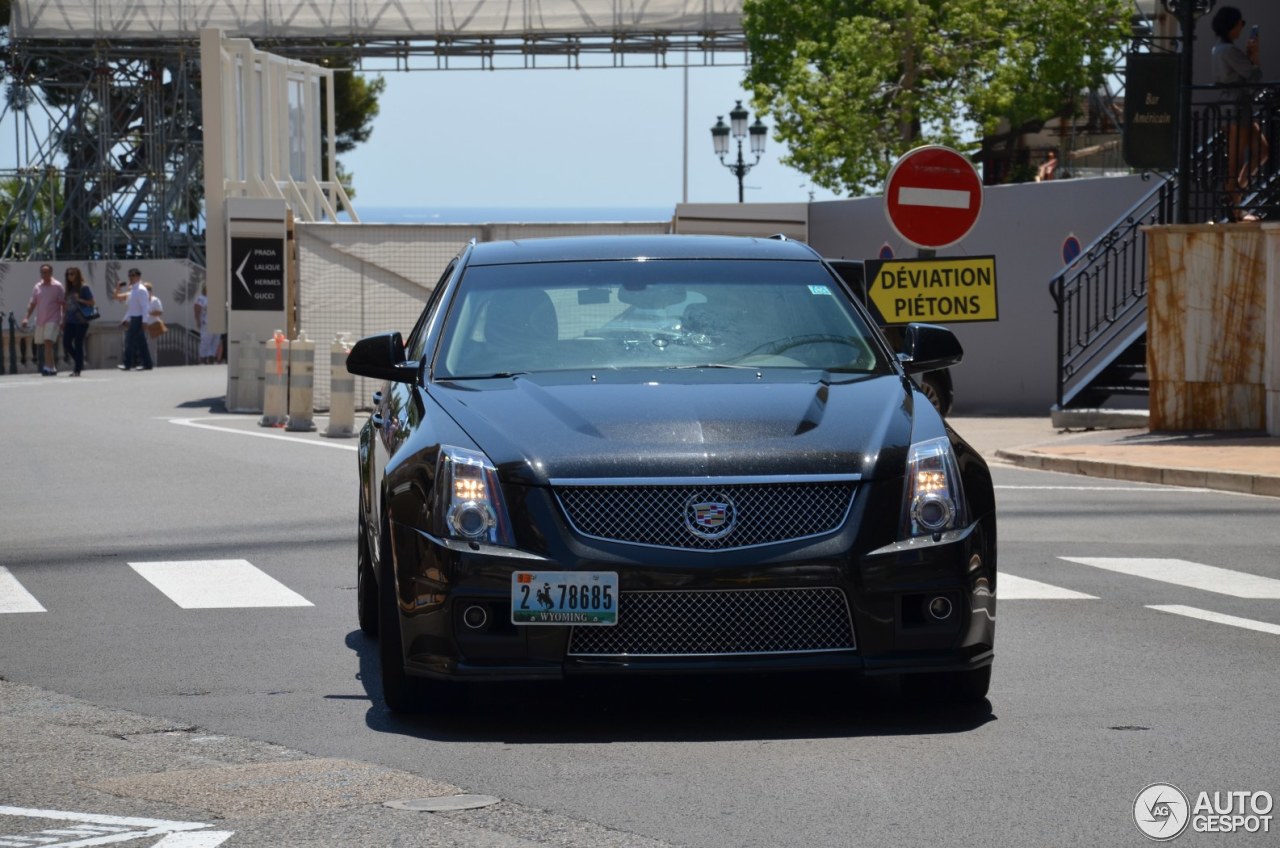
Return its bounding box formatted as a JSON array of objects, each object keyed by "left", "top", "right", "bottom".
[
  {"left": 1160, "top": 0, "right": 1217, "bottom": 223},
  {"left": 710, "top": 101, "right": 767, "bottom": 203}
]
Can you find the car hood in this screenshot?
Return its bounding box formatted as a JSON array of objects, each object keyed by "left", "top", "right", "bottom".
[{"left": 429, "top": 371, "right": 916, "bottom": 484}]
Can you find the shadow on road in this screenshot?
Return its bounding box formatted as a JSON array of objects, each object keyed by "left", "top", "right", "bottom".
[
  {"left": 174, "top": 395, "right": 228, "bottom": 413},
  {"left": 345, "top": 631, "right": 995, "bottom": 743}
]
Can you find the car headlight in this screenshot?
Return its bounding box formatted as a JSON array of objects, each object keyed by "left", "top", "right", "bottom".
[
  {"left": 900, "top": 436, "right": 967, "bottom": 540},
  {"left": 435, "top": 446, "right": 514, "bottom": 546}
]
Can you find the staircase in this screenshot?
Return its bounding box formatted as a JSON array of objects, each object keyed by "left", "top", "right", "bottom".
[
  {"left": 1051, "top": 83, "right": 1280, "bottom": 412},
  {"left": 1049, "top": 178, "right": 1172, "bottom": 410}
]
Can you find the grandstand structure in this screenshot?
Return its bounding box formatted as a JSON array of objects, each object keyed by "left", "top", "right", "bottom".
[{"left": 1, "top": 1, "right": 747, "bottom": 264}]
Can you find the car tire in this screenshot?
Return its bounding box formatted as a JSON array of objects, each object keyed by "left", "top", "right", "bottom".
[
  {"left": 947, "top": 665, "right": 992, "bottom": 702},
  {"left": 357, "top": 508, "right": 378, "bottom": 638},
  {"left": 377, "top": 519, "right": 418, "bottom": 713},
  {"left": 376, "top": 517, "right": 464, "bottom": 715},
  {"left": 918, "top": 372, "right": 951, "bottom": 416},
  {"left": 909, "top": 665, "right": 991, "bottom": 704}
]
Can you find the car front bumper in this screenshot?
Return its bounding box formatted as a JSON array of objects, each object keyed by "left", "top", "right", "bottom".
[{"left": 385, "top": 511, "right": 996, "bottom": 684}]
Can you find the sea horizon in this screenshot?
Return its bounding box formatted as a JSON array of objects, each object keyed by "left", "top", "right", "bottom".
[{"left": 346, "top": 205, "right": 677, "bottom": 225}]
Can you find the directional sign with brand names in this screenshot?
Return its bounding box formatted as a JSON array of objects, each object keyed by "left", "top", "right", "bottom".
[
  {"left": 884, "top": 145, "right": 984, "bottom": 249},
  {"left": 229, "top": 236, "right": 286, "bottom": 311},
  {"left": 865, "top": 256, "right": 999, "bottom": 324}
]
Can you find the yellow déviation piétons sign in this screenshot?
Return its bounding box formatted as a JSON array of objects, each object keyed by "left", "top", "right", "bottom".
[{"left": 865, "top": 256, "right": 999, "bottom": 324}]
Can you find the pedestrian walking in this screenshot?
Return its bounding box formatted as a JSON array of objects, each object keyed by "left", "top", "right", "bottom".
[
  {"left": 193, "top": 284, "right": 219, "bottom": 364},
  {"left": 118, "top": 268, "right": 153, "bottom": 371},
  {"left": 19, "top": 263, "right": 66, "bottom": 376},
  {"left": 143, "top": 282, "right": 165, "bottom": 367},
  {"left": 61, "top": 266, "right": 95, "bottom": 377},
  {"left": 1211, "top": 5, "right": 1269, "bottom": 221}
]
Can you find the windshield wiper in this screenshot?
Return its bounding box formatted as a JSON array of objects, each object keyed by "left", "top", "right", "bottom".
[
  {"left": 441, "top": 371, "right": 528, "bottom": 380},
  {"left": 665, "top": 363, "right": 761, "bottom": 371}
]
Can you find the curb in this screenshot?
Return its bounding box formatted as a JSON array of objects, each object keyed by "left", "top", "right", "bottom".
[
  {"left": 993, "top": 448, "right": 1280, "bottom": 498},
  {"left": 1049, "top": 408, "right": 1150, "bottom": 431}
]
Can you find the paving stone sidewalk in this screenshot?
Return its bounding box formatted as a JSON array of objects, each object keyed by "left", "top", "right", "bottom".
[{"left": 950, "top": 416, "right": 1280, "bottom": 498}]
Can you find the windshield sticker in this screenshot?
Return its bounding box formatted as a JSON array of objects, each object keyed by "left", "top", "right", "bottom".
[{"left": 808, "top": 284, "right": 833, "bottom": 296}]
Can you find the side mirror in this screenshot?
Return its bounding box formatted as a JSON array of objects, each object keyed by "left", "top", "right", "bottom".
[
  {"left": 897, "top": 323, "right": 963, "bottom": 374},
  {"left": 346, "top": 331, "right": 416, "bottom": 383}
]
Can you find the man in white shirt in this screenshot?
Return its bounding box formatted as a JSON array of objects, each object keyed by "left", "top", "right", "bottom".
[
  {"left": 118, "top": 268, "right": 153, "bottom": 371},
  {"left": 143, "top": 282, "right": 164, "bottom": 368}
]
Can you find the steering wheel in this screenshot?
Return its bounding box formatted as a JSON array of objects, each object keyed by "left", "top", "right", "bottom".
[{"left": 734, "top": 334, "right": 872, "bottom": 369}]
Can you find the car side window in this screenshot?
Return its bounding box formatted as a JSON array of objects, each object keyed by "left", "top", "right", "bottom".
[{"left": 406, "top": 260, "right": 456, "bottom": 362}]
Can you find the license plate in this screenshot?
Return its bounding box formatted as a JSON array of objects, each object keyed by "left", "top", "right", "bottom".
[{"left": 511, "top": 571, "right": 618, "bottom": 625}]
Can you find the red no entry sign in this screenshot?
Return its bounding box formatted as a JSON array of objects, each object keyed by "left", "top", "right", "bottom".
[{"left": 884, "top": 146, "right": 983, "bottom": 249}]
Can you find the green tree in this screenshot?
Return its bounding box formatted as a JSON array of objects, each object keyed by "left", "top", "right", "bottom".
[
  {"left": 332, "top": 68, "right": 385, "bottom": 154},
  {"left": 0, "top": 171, "right": 64, "bottom": 260},
  {"left": 326, "top": 67, "right": 386, "bottom": 203},
  {"left": 743, "top": 0, "right": 1131, "bottom": 194}
]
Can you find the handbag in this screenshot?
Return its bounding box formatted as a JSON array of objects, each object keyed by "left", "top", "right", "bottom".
[
  {"left": 146, "top": 319, "right": 168, "bottom": 338},
  {"left": 81, "top": 305, "right": 100, "bottom": 321}
]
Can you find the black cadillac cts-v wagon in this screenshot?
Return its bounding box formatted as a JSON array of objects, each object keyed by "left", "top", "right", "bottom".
[{"left": 349, "top": 234, "right": 996, "bottom": 713}]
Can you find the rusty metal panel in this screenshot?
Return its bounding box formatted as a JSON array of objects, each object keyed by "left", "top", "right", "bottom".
[{"left": 1147, "top": 224, "right": 1267, "bottom": 430}]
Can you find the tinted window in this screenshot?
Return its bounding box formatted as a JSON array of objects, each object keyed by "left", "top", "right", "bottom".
[{"left": 406, "top": 260, "right": 456, "bottom": 362}]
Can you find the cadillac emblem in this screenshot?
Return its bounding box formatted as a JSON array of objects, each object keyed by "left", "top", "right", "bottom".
[{"left": 685, "top": 494, "right": 737, "bottom": 540}]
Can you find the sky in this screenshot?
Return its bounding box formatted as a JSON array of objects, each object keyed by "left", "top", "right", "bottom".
[{"left": 338, "top": 63, "right": 842, "bottom": 214}]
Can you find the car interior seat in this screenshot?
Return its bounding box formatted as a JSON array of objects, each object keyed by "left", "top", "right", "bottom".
[{"left": 483, "top": 289, "right": 560, "bottom": 369}]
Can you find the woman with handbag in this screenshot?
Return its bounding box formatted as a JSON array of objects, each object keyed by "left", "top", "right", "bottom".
[
  {"left": 62, "top": 266, "right": 96, "bottom": 377},
  {"left": 143, "top": 282, "right": 165, "bottom": 368}
]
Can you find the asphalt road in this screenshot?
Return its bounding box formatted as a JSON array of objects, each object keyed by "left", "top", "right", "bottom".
[{"left": 2, "top": 367, "right": 1278, "bottom": 847}]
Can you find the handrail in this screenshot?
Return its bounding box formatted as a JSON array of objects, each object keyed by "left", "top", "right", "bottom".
[
  {"left": 1188, "top": 82, "right": 1280, "bottom": 223},
  {"left": 1051, "top": 81, "right": 1280, "bottom": 409},
  {"left": 1050, "top": 177, "right": 1173, "bottom": 408}
]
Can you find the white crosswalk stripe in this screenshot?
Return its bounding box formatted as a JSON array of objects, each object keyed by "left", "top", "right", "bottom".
[
  {"left": 0, "top": 566, "right": 46, "bottom": 613},
  {"left": 1147, "top": 605, "right": 1280, "bottom": 636},
  {"left": 1060, "top": 557, "right": 1280, "bottom": 599},
  {"left": 4, "top": 557, "right": 1278, "bottom": 642},
  {"left": 129, "top": 560, "right": 313, "bottom": 609},
  {"left": 999, "top": 574, "right": 1097, "bottom": 600}
]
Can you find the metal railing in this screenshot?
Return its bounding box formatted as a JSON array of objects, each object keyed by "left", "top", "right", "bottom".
[
  {"left": 1051, "top": 81, "right": 1280, "bottom": 409},
  {"left": 1050, "top": 178, "right": 1174, "bottom": 408},
  {"left": 0, "top": 313, "right": 200, "bottom": 373},
  {"left": 1189, "top": 83, "right": 1280, "bottom": 223}
]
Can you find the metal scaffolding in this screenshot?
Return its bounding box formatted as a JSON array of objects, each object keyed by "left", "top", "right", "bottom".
[
  {"left": 2, "top": 0, "right": 747, "bottom": 263},
  {"left": 2, "top": 41, "right": 207, "bottom": 263}
]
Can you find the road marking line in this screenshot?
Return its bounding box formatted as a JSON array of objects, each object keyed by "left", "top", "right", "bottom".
[
  {"left": 994, "top": 485, "right": 1209, "bottom": 493},
  {"left": 168, "top": 417, "right": 357, "bottom": 451},
  {"left": 0, "top": 805, "right": 231, "bottom": 847},
  {"left": 1147, "top": 605, "right": 1280, "bottom": 636},
  {"left": 1061, "top": 557, "right": 1280, "bottom": 598},
  {"left": 897, "top": 186, "right": 971, "bottom": 209},
  {"left": 129, "top": 559, "right": 313, "bottom": 609},
  {"left": 0, "top": 379, "right": 110, "bottom": 389},
  {"left": 999, "top": 573, "right": 1097, "bottom": 600},
  {"left": 153, "top": 831, "right": 237, "bottom": 847},
  {"left": 0, "top": 566, "right": 46, "bottom": 613}
]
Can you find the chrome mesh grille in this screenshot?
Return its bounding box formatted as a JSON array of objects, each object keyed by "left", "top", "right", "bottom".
[
  {"left": 554, "top": 482, "right": 855, "bottom": 550},
  {"left": 567, "top": 587, "right": 855, "bottom": 657}
]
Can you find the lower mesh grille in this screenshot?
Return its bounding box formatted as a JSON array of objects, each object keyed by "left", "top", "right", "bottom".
[{"left": 567, "top": 587, "right": 855, "bottom": 657}]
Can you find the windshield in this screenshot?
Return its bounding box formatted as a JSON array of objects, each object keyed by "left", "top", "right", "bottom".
[{"left": 434, "top": 258, "right": 889, "bottom": 378}]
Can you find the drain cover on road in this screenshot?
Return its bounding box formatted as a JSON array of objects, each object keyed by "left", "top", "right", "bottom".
[{"left": 385, "top": 795, "right": 501, "bottom": 812}]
